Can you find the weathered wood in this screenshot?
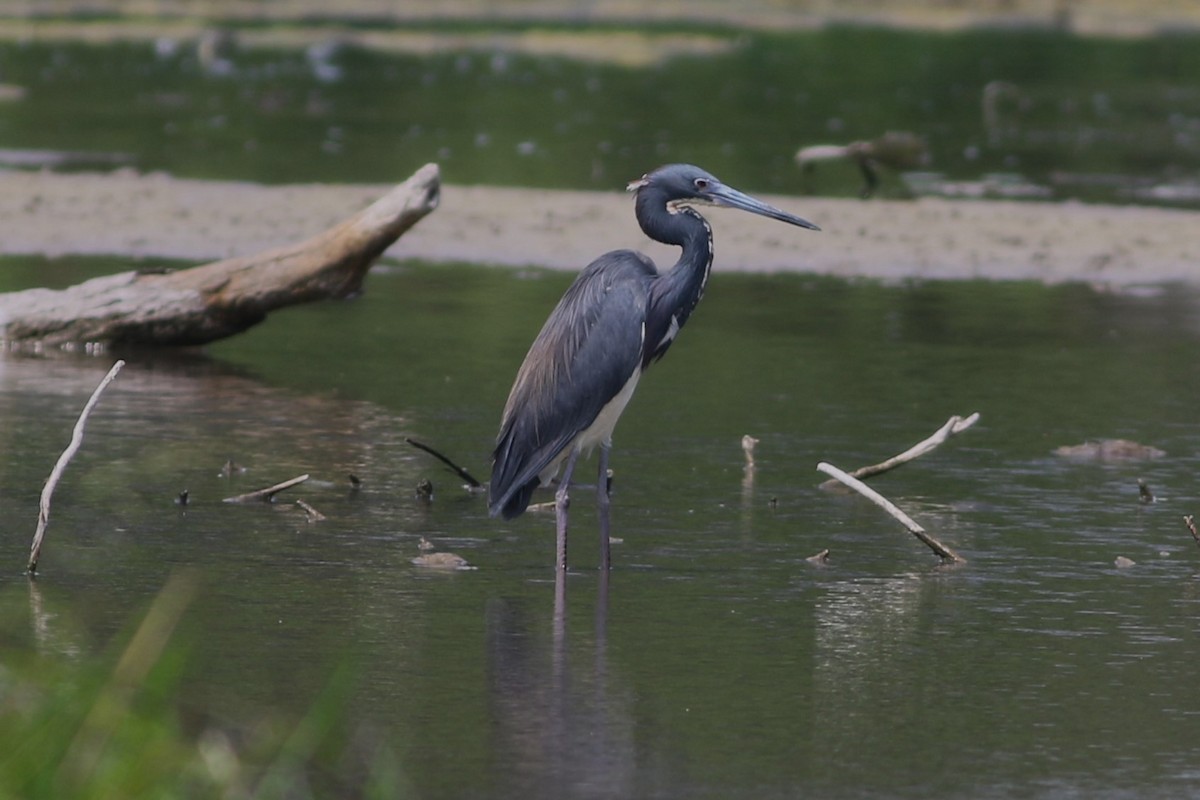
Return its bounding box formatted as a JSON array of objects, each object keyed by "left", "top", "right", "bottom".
[
  {"left": 818, "top": 412, "right": 979, "bottom": 491},
  {"left": 816, "top": 460, "right": 966, "bottom": 564},
  {"left": 222, "top": 474, "right": 309, "bottom": 504},
  {"left": 28, "top": 359, "right": 125, "bottom": 574},
  {"left": 0, "top": 163, "right": 440, "bottom": 347}
]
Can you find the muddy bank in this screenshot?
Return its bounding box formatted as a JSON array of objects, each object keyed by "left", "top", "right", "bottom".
[
  {"left": 2, "top": 169, "right": 1198, "bottom": 285},
  {"left": 5, "top": 0, "right": 1200, "bottom": 39}
]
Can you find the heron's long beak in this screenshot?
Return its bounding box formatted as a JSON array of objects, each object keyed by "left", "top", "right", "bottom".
[{"left": 710, "top": 183, "right": 820, "bottom": 231}]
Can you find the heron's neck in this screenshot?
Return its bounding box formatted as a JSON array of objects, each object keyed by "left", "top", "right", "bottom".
[
  {"left": 658, "top": 206, "right": 714, "bottom": 320},
  {"left": 639, "top": 203, "right": 714, "bottom": 366}
]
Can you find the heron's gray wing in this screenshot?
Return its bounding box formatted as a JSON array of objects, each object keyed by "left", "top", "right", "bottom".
[{"left": 489, "top": 251, "right": 654, "bottom": 518}]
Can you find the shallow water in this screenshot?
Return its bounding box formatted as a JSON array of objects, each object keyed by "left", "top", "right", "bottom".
[
  {"left": 4, "top": 19, "right": 1200, "bottom": 796},
  {"left": 2, "top": 259, "right": 1200, "bottom": 797}
]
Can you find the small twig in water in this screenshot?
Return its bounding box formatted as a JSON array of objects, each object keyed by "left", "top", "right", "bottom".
[
  {"left": 222, "top": 474, "right": 309, "bottom": 504},
  {"left": 405, "top": 437, "right": 483, "bottom": 489},
  {"left": 295, "top": 499, "right": 326, "bottom": 522},
  {"left": 819, "top": 413, "right": 980, "bottom": 490},
  {"left": 219, "top": 459, "right": 247, "bottom": 478},
  {"left": 742, "top": 434, "right": 759, "bottom": 469},
  {"left": 28, "top": 360, "right": 125, "bottom": 575},
  {"left": 1184, "top": 515, "right": 1200, "bottom": 548},
  {"left": 741, "top": 434, "right": 759, "bottom": 500},
  {"left": 816, "top": 461, "right": 965, "bottom": 563},
  {"left": 412, "top": 551, "right": 476, "bottom": 570}
]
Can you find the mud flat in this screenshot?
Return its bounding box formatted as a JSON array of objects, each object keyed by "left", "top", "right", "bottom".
[{"left": 1, "top": 169, "right": 1198, "bottom": 286}]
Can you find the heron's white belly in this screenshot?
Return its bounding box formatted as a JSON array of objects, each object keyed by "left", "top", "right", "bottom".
[
  {"left": 538, "top": 367, "right": 642, "bottom": 486},
  {"left": 579, "top": 367, "right": 641, "bottom": 450}
]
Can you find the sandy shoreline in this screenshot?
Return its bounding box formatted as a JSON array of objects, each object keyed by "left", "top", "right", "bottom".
[
  {"left": 4, "top": 1, "right": 1200, "bottom": 40},
  {"left": 2, "top": 168, "right": 1198, "bottom": 286}
]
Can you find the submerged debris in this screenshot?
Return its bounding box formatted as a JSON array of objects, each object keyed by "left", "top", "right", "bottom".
[
  {"left": 806, "top": 548, "right": 830, "bottom": 566},
  {"left": 1185, "top": 515, "right": 1200, "bottom": 548},
  {"left": 1053, "top": 439, "right": 1166, "bottom": 462},
  {"left": 412, "top": 551, "right": 475, "bottom": 570},
  {"left": 219, "top": 459, "right": 247, "bottom": 477},
  {"left": 295, "top": 499, "right": 326, "bottom": 522}
]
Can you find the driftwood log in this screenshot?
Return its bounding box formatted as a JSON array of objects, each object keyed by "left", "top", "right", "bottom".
[{"left": 0, "top": 163, "right": 440, "bottom": 348}]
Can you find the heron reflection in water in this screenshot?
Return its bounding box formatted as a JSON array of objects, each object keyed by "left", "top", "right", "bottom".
[{"left": 489, "top": 164, "right": 819, "bottom": 571}]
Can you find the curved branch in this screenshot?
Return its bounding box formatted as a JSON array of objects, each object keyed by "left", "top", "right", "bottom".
[
  {"left": 28, "top": 359, "right": 125, "bottom": 574},
  {"left": 819, "top": 412, "right": 979, "bottom": 489}
]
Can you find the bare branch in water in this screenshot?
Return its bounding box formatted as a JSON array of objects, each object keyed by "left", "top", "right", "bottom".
[
  {"left": 28, "top": 360, "right": 125, "bottom": 574},
  {"left": 816, "top": 461, "right": 966, "bottom": 563},
  {"left": 406, "top": 437, "right": 483, "bottom": 489},
  {"left": 819, "top": 413, "right": 980, "bottom": 490},
  {"left": 296, "top": 499, "right": 326, "bottom": 522},
  {"left": 222, "top": 474, "right": 310, "bottom": 504},
  {"left": 741, "top": 434, "right": 759, "bottom": 469}
]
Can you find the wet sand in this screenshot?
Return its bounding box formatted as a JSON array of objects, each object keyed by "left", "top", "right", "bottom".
[{"left": 1, "top": 168, "right": 1198, "bottom": 286}]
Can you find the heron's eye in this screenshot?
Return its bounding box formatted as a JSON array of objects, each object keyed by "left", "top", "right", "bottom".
[{"left": 694, "top": 178, "right": 709, "bottom": 191}]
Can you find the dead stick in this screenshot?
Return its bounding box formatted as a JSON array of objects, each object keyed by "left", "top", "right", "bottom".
[
  {"left": 27, "top": 359, "right": 125, "bottom": 574},
  {"left": 222, "top": 474, "right": 309, "bottom": 504},
  {"left": 296, "top": 499, "right": 326, "bottom": 522},
  {"left": 819, "top": 412, "right": 980, "bottom": 489},
  {"left": 405, "top": 437, "right": 482, "bottom": 488},
  {"left": 816, "top": 461, "right": 966, "bottom": 563}
]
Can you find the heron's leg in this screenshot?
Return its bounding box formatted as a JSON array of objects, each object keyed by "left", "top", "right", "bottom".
[
  {"left": 597, "top": 443, "right": 612, "bottom": 571},
  {"left": 555, "top": 448, "right": 581, "bottom": 572}
]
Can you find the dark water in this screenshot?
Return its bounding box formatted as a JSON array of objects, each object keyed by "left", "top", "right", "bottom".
[
  {"left": 1, "top": 25, "right": 1199, "bottom": 204},
  {"left": 3, "top": 258, "right": 1200, "bottom": 797}
]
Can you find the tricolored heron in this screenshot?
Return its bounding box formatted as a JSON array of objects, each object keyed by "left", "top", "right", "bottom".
[{"left": 488, "top": 164, "right": 819, "bottom": 571}]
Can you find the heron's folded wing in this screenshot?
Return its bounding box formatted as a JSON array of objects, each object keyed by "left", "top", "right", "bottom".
[{"left": 489, "top": 253, "right": 652, "bottom": 516}]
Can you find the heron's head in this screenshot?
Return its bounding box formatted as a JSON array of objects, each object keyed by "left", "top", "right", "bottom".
[{"left": 628, "top": 164, "right": 820, "bottom": 231}]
